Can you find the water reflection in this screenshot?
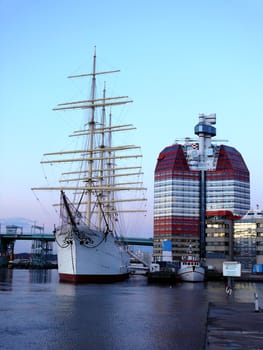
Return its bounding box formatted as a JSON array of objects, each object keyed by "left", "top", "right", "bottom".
[
  {"left": 29, "top": 269, "right": 52, "bottom": 284},
  {"left": 0, "top": 268, "right": 59, "bottom": 288},
  {"left": 56, "top": 282, "right": 77, "bottom": 296},
  {"left": 1, "top": 272, "right": 263, "bottom": 350},
  {"left": 0, "top": 267, "right": 13, "bottom": 291}
]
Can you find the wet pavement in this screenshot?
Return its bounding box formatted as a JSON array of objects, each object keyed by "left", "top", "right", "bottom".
[{"left": 205, "top": 302, "right": 263, "bottom": 349}]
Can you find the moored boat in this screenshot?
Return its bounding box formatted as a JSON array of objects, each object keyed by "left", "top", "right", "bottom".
[
  {"left": 32, "top": 48, "right": 146, "bottom": 283},
  {"left": 177, "top": 243, "right": 205, "bottom": 282}
]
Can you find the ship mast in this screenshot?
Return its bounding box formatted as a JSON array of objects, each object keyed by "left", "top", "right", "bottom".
[
  {"left": 32, "top": 48, "right": 147, "bottom": 232},
  {"left": 107, "top": 110, "right": 115, "bottom": 232},
  {"left": 97, "top": 81, "right": 107, "bottom": 230},
  {"left": 85, "top": 47, "right": 97, "bottom": 226}
]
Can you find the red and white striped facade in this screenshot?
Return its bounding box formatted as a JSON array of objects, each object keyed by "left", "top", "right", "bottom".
[{"left": 153, "top": 114, "right": 250, "bottom": 262}]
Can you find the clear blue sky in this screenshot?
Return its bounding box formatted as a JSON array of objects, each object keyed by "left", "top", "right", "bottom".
[{"left": 1, "top": 0, "right": 263, "bottom": 248}]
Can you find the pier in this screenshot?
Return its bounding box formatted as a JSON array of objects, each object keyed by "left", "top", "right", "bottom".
[{"left": 205, "top": 302, "right": 263, "bottom": 349}]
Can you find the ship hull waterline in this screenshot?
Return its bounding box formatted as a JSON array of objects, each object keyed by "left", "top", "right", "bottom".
[
  {"left": 177, "top": 266, "right": 205, "bottom": 282},
  {"left": 59, "top": 272, "right": 130, "bottom": 284},
  {"left": 56, "top": 229, "right": 130, "bottom": 284}
]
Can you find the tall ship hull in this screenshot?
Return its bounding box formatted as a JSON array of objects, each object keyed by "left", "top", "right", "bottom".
[
  {"left": 32, "top": 48, "right": 146, "bottom": 283},
  {"left": 56, "top": 223, "right": 130, "bottom": 283}
]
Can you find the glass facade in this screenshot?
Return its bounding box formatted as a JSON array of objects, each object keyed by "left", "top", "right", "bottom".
[
  {"left": 153, "top": 117, "right": 250, "bottom": 263},
  {"left": 206, "top": 145, "right": 250, "bottom": 216},
  {"left": 205, "top": 211, "right": 263, "bottom": 273},
  {"left": 154, "top": 178, "right": 200, "bottom": 218},
  {"left": 206, "top": 179, "right": 250, "bottom": 215},
  {"left": 206, "top": 222, "right": 230, "bottom": 259},
  {"left": 234, "top": 222, "right": 257, "bottom": 272},
  {"left": 204, "top": 212, "right": 234, "bottom": 271}
]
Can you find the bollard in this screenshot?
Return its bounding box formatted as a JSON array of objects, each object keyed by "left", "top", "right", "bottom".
[
  {"left": 225, "top": 285, "right": 232, "bottom": 296},
  {"left": 254, "top": 292, "right": 259, "bottom": 312}
]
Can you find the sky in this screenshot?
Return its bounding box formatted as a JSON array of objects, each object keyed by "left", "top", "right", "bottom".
[{"left": 1, "top": 0, "right": 263, "bottom": 251}]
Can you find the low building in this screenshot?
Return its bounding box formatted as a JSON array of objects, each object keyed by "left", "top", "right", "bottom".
[
  {"left": 234, "top": 208, "right": 263, "bottom": 272},
  {"left": 205, "top": 210, "right": 238, "bottom": 272},
  {"left": 206, "top": 208, "right": 263, "bottom": 273}
]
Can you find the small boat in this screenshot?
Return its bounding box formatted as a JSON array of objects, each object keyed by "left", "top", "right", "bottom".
[
  {"left": 32, "top": 48, "right": 146, "bottom": 283},
  {"left": 147, "top": 262, "right": 178, "bottom": 284},
  {"left": 128, "top": 263, "right": 149, "bottom": 275},
  {"left": 177, "top": 243, "right": 205, "bottom": 282}
]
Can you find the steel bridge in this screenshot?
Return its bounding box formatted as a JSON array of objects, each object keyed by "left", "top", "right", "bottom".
[{"left": 0, "top": 233, "right": 153, "bottom": 248}]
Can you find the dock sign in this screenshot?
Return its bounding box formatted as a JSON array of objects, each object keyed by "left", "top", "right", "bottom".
[{"left": 223, "top": 261, "right": 241, "bottom": 277}]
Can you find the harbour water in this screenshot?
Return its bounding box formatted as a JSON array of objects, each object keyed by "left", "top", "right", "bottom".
[{"left": 0, "top": 268, "right": 262, "bottom": 350}]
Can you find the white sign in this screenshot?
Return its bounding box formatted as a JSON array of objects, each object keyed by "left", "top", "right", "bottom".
[{"left": 223, "top": 261, "right": 241, "bottom": 277}]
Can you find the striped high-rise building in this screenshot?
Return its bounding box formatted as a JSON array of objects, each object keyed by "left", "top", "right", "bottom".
[{"left": 153, "top": 114, "right": 250, "bottom": 262}]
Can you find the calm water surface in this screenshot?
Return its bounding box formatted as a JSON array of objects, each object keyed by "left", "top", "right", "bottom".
[{"left": 0, "top": 268, "right": 262, "bottom": 350}]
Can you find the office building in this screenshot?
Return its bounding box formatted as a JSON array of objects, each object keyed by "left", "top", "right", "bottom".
[
  {"left": 234, "top": 208, "right": 263, "bottom": 272},
  {"left": 153, "top": 114, "right": 250, "bottom": 262}
]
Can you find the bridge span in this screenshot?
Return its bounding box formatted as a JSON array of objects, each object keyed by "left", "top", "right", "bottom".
[{"left": 0, "top": 233, "right": 153, "bottom": 247}]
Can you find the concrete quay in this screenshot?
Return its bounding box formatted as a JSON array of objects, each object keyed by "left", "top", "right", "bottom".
[
  {"left": 206, "top": 271, "right": 263, "bottom": 282},
  {"left": 205, "top": 302, "right": 263, "bottom": 349}
]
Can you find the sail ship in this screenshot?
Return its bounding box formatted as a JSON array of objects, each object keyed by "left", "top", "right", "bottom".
[{"left": 32, "top": 48, "right": 147, "bottom": 283}]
